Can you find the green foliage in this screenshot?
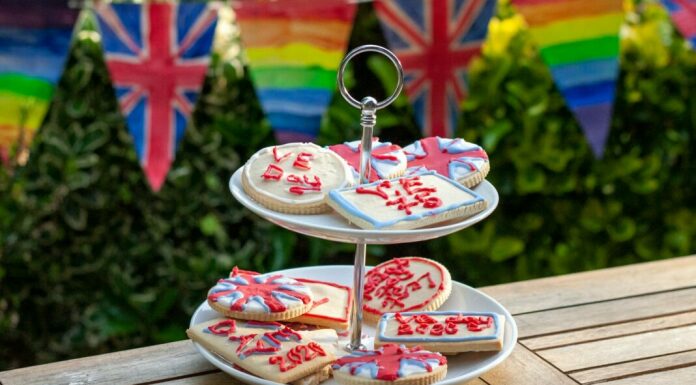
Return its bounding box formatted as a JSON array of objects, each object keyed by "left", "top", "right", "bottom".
[{"left": 1, "top": 1, "right": 695, "bottom": 370}]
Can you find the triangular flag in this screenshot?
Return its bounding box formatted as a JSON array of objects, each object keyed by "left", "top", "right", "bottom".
[
  {"left": 374, "top": 0, "right": 497, "bottom": 138},
  {"left": 661, "top": 0, "right": 696, "bottom": 48},
  {"left": 511, "top": 0, "right": 624, "bottom": 157},
  {"left": 95, "top": 3, "right": 218, "bottom": 191},
  {"left": 0, "top": 0, "right": 79, "bottom": 165},
  {"left": 234, "top": 0, "right": 357, "bottom": 144}
]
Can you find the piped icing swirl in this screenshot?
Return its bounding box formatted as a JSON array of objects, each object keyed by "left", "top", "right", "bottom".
[{"left": 332, "top": 344, "right": 446, "bottom": 381}]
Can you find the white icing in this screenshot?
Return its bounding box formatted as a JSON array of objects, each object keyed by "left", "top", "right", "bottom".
[
  {"left": 448, "top": 157, "right": 487, "bottom": 179},
  {"left": 371, "top": 149, "right": 407, "bottom": 179},
  {"left": 405, "top": 166, "right": 429, "bottom": 176},
  {"left": 398, "top": 358, "right": 442, "bottom": 376},
  {"left": 243, "top": 143, "right": 354, "bottom": 205},
  {"left": 402, "top": 140, "right": 425, "bottom": 161},
  {"left": 437, "top": 137, "right": 479, "bottom": 153}
]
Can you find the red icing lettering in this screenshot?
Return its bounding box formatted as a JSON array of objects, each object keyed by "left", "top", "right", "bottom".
[
  {"left": 273, "top": 147, "right": 292, "bottom": 163},
  {"left": 303, "top": 175, "right": 321, "bottom": 187},
  {"left": 430, "top": 323, "right": 444, "bottom": 336},
  {"left": 422, "top": 197, "right": 442, "bottom": 208},
  {"left": 397, "top": 323, "right": 413, "bottom": 335},
  {"left": 269, "top": 342, "right": 326, "bottom": 372},
  {"left": 293, "top": 152, "right": 313, "bottom": 170},
  {"left": 269, "top": 356, "right": 295, "bottom": 372},
  {"left": 208, "top": 319, "right": 236, "bottom": 335},
  {"left": 262, "top": 164, "right": 283, "bottom": 180},
  {"left": 289, "top": 186, "right": 321, "bottom": 195},
  {"left": 287, "top": 174, "right": 303, "bottom": 184},
  {"left": 334, "top": 344, "right": 446, "bottom": 381}
]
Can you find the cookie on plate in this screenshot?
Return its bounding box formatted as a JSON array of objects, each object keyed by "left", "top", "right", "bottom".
[
  {"left": 287, "top": 278, "right": 352, "bottom": 331},
  {"left": 327, "top": 171, "right": 487, "bottom": 230},
  {"left": 403, "top": 137, "right": 489, "bottom": 188},
  {"left": 375, "top": 311, "right": 505, "bottom": 353},
  {"left": 363, "top": 257, "right": 452, "bottom": 324},
  {"left": 187, "top": 318, "right": 337, "bottom": 384},
  {"left": 207, "top": 267, "right": 313, "bottom": 321},
  {"left": 332, "top": 344, "right": 447, "bottom": 385},
  {"left": 242, "top": 142, "right": 354, "bottom": 214},
  {"left": 328, "top": 138, "right": 407, "bottom": 182}
]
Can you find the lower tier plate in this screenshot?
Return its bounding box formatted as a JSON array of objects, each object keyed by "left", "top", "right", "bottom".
[
  {"left": 189, "top": 265, "right": 518, "bottom": 385},
  {"left": 229, "top": 168, "right": 499, "bottom": 244}
]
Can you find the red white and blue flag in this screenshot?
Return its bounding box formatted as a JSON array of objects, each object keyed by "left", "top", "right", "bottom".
[
  {"left": 95, "top": 3, "right": 217, "bottom": 191},
  {"left": 374, "top": 0, "right": 496, "bottom": 138}
]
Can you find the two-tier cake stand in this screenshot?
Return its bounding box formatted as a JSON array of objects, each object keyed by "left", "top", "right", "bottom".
[{"left": 191, "top": 45, "right": 518, "bottom": 385}]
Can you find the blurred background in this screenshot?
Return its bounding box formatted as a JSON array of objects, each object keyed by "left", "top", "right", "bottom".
[{"left": 1, "top": 0, "right": 695, "bottom": 371}]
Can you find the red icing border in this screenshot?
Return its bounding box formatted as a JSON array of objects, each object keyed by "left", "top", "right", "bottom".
[
  {"left": 363, "top": 257, "right": 447, "bottom": 315},
  {"left": 295, "top": 278, "right": 352, "bottom": 323}
]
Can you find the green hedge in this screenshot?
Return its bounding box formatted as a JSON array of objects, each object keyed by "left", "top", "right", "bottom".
[{"left": 1, "top": 2, "right": 695, "bottom": 369}]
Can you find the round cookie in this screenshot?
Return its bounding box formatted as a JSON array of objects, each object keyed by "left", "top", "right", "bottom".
[
  {"left": 403, "top": 136, "right": 489, "bottom": 188},
  {"left": 363, "top": 257, "right": 452, "bottom": 324},
  {"left": 332, "top": 344, "right": 447, "bottom": 385},
  {"left": 208, "top": 267, "right": 314, "bottom": 321},
  {"left": 328, "top": 138, "right": 407, "bottom": 182},
  {"left": 242, "top": 142, "right": 354, "bottom": 214}
]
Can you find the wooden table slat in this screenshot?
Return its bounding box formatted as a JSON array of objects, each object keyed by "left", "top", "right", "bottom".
[
  {"left": 522, "top": 310, "right": 696, "bottom": 350},
  {"left": 482, "top": 255, "right": 696, "bottom": 315},
  {"left": 479, "top": 344, "right": 576, "bottom": 385},
  {"left": 597, "top": 364, "right": 696, "bottom": 385},
  {"left": 537, "top": 324, "right": 696, "bottom": 372},
  {"left": 570, "top": 349, "right": 696, "bottom": 384}
]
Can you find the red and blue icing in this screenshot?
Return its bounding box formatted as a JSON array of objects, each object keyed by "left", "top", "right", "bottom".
[
  {"left": 208, "top": 267, "right": 312, "bottom": 313},
  {"left": 328, "top": 138, "right": 406, "bottom": 182},
  {"left": 378, "top": 311, "right": 500, "bottom": 343},
  {"left": 403, "top": 137, "right": 488, "bottom": 182},
  {"left": 328, "top": 171, "right": 484, "bottom": 229},
  {"left": 332, "top": 344, "right": 446, "bottom": 381}
]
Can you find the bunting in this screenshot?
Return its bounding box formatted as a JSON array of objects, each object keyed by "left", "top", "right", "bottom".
[
  {"left": 95, "top": 3, "right": 218, "bottom": 191},
  {"left": 661, "top": 0, "right": 696, "bottom": 48},
  {"left": 0, "top": 0, "right": 79, "bottom": 164},
  {"left": 512, "top": 0, "right": 624, "bottom": 157},
  {"left": 234, "top": 0, "right": 357, "bottom": 143},
  {"left": 374, "top": 0, "right": 497, "bottom": 138}
]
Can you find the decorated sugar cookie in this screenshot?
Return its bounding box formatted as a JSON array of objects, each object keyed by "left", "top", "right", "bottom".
[
  {"left": 332, "top": 344, "right": 447, "bottom": 385},
  {"left": 187, "top": 318, "right": 337, "bottom": 384},
  {"left": 242, "top": 142, "right": 354, "bottom": 214},
  {"left": 328, "top": 138, "right": 407, "bottom": 182},
  {"left": 207, "top": 267, "right": 314, "bottom": 321},
  {"left": 362, "top": 257, "right": 452, "bottom": 324},
  {"left": 375, "top": 311, "right": 505, "bottom": 353},
  {"left": 403, "top": 136, "right": 489, "bottom": 188},
  {"left": 287, "top": 278, "right": 353, "bottom": 331},
  {"left": 327, "top": 171, "right": 487, "bottom": 230}
]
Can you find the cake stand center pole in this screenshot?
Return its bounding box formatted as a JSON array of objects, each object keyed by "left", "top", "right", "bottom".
[{"left": 337, "top": 44, "right": 404, "bottom": 351}]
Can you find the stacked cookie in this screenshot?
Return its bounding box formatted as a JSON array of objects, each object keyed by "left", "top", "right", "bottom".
[
  {"left": 240, "top": 136, "right": 491, "bottom": 230},
  {"left": 187, "top": 267, "right": 353, "bottom": 384}
]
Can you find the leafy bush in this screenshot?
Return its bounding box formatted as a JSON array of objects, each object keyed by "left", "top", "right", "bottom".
[{"left": 1, "top": 1, "right": 695, "bottom": 369}]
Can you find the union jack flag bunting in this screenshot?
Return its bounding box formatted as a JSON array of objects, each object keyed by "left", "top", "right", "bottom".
[
  {"left": 95, "top": 3, "right": 218, "bottom": 191},
  {"left": 374, "top": 0, "right": 496, "bottom": 138}
]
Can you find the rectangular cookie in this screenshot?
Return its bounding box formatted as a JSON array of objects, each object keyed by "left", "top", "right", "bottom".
[
  {"left": 187, "top": 318, "right": 337, "bottom": 383},
  {"left": 287, "top": 278, "right": 352, "bottom": 330},
  {"left": 327, "top": 171, "right": 487, "bottom": 230},
  {"left": 374, "top": 311, "right": 505, "bottom": 353}
]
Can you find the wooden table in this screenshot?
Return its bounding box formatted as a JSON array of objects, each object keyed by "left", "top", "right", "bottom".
[{"left": 3, "top": 255, "right": 696, "bottom": 385}]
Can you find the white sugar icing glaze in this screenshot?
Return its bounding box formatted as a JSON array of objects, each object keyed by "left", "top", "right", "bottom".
[
  {"left": 403, "top": 136, "right": 488, "bottom": 182},
  {"left": 328, "top": 138, "right": 407, "bottom": 182},
  {"left": 243, "top": 142, "right": 353, "bottom": 205},
  {"left": 331, "top": 344, "right": 446, "bottom": 381}
]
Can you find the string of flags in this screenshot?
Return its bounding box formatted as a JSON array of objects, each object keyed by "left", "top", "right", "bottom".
[{"left": 1, "top": 0, "right": 695, "bottom": 190}]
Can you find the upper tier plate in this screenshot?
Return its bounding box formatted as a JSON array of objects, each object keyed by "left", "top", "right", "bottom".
[{"left": 229, "top": 167, "right": 498, "bottom": 244}]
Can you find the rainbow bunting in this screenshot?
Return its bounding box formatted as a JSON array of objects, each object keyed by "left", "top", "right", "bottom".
[
  {"left": 0, "top": 0, "right": 79, "bottom": 163},
  {"left": 234, "top": 1, "right": 357, "bottom": 143},
  {"left": 661, "top": 0, "right": 696, "bottom": 48},
  {"left": 512, "top": 0, "right": 624, "bottom": 157}
]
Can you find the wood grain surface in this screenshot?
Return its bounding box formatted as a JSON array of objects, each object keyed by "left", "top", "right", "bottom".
[{"left": 2, "top": 255, "right": 695, "bottom": 385}]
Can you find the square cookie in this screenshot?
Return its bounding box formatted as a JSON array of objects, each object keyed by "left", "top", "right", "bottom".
[
  {"left": 327, "top": 171, "right": 487, "bottom": 230},
  {"left": 287, "top": 278, "right": 352, "bottom": 330}
]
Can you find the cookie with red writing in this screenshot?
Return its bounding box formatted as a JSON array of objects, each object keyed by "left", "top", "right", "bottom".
[
  {"left": 327, "top": 171, "right": 487, "bottom": 230},
  {"left": 207, "top": 267, "right": 314, "bottom": 321},
  {"left": 286, "top": 278, "right": 352, "bottom": 330},
  {"left": 187, "top": 318, "right": 337, "bottom": 384},
  {"left": 375, "top": 311, "right": 505, "bottom": 353},
  {"left": 242, "top": 142, "right": 354, "bottom": 214},
  {"left": 332, "top": 344, "right": 447, "bottom": 385},
  {"left": 363, "top": 257, "right": 451, "bottom": 324},
  {"left": 403, "top": 137, "right": 489, "bottom": 188},
  {"left": 328, "top": 138, "right": 407, "bottom": 182}
]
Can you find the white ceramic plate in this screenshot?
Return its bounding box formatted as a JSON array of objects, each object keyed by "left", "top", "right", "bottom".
[
  {"left": 229, "top": 168, "right": 499, "bottom": 244},
  {"left": 189, "top": 265, "right": 517, "bottom": 385}
]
